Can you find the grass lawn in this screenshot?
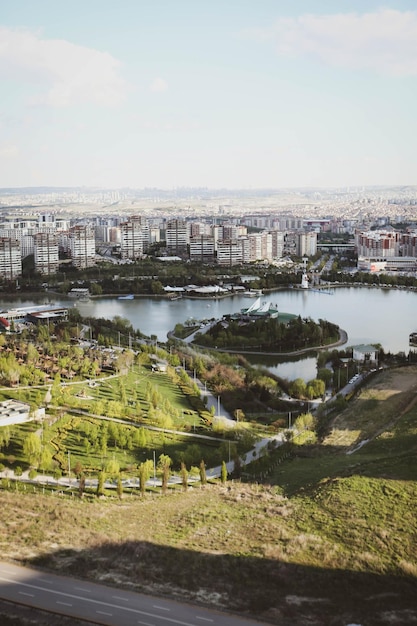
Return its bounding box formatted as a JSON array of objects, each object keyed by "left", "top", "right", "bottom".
[{"left": 1, "top": 366, "right": 416, "bottom": 625}]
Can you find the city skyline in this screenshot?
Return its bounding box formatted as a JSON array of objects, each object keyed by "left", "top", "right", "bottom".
[{"left": 1, "top": 1, "right": 417, "bottom": 190}]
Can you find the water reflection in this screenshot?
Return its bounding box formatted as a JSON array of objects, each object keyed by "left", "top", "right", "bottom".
[{"left": 245, "top": 353, "right": 318, "bottom": 383}]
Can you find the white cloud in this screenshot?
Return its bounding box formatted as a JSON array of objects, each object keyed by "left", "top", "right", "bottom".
[
  {"left": 149, "top": 77, "right": 168, "bottom": 93},
  {"left": 247, "top": 9, "right": 417, "bottom": 76},
  {"left": 0, "top": 27, "right": 128, "bottom": 107}
]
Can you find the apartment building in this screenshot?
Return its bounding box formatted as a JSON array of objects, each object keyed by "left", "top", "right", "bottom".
[
  {"left": 120, "top": 216, "right": 149, "bottom": 260},
  {"left": 297, "top": 231, "right": 318, "bottom": 257},
  {"left": 0, "top": 237, "right": 22, "bottom": 279},
  {"left": 166, "top": 219, "right": 189, "bottom": 254},
  {"left": 221, "top": 222, "right": 247, "bottom": 240},
  {"left": 189, "top": 235, "right": 216, "bottom": 263},
  {"left": 356, "top": 230, "right": 400, "bottom": 257},
  {"left": 270, "top": 230, "right": 284, "bottom": 259},
  {"left": 248, "top": 232, "right": 273, "bottom": 262},
  {"left": 33, "top": 232, "right": 59, "bottom": 275},
  {"left": 217, "top": 238, "right": 249, "bottom": 266},
  {"left": 400, "top": 231, "right": 417, "bottom": 257},
  {"left": 68, "top": 225, "right": 95, "bottom": 268}
]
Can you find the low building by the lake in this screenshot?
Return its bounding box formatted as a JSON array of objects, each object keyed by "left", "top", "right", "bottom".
[{"left": 0, "top": 400, "right": 45, "bottom": 426}]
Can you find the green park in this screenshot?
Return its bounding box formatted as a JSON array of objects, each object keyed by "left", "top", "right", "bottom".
[{"left": 0, "top": 309, "right": 416, "bottom": 625}]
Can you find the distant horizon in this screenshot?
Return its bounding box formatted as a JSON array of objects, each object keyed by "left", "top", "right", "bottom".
[{"left": 1, "top": 183, "right": 417, "bottom": 193}]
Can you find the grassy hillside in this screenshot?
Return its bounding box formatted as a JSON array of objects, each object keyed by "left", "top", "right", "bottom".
[{"left": 1, "top": 366, "right": 417, "bottom": 625}]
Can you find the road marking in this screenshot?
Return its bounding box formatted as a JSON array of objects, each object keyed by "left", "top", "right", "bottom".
[
  {"left": 97, "top": 610, "right": 113, "bottom": 616},
  {"left": 153, "top": 605, "right": 170, "bottom": 611},
  {"left": 196, "top": 618, "right": 214, "bottom": 623},
  {"left": 137, "top": 621, "right": 154, "bottom": 626},
  {"left": 0, "top": 574, "right": 206, "bottom": 626},
  {"left": 19, "top": 591, "right": 34, "bottom": 597},
  {"left": 112, "top": 595, "right": 129, "bottom": 601},
  {"left": 57, "top": 601, "right": 72, "bottom": 607},
  {"left": 74, "top": 586, "right": 91, "bottom": 592}
]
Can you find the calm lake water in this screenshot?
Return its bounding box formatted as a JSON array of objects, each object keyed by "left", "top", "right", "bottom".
[{"left": 1, "top": 286, "right": 415, "bottom": 381}]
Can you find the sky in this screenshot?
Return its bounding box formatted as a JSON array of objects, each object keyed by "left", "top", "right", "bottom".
[{"left": 1, "top": 0, "right": 417, "bottom": 190}]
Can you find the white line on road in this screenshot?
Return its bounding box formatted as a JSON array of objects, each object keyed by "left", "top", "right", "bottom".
[
  {"left": 97, "top": 610, "right": 113, "bottom": 616},
  {"left": 137, "top": 621, "right": 154, "bottom": 626},
  {"left": 18, "top": 592, "right": 34, "bottom": 597},
  {"left": 57, "top": 601, "right": 72, "bottom": 607},
  {"left": 196, "top": 617, "right": 214, "bottom": 622},
  {"left": 112, "top": 595, "right": 129, "bottom": 601},
  {"left": 153, "top": 605, "right": 170, "bottom": 611},
  {"left": 0, "top": 575, "right": 220, "bottom": 626},
  {"left": 74, "top": 586, "right": 91, "bottom": 592}
]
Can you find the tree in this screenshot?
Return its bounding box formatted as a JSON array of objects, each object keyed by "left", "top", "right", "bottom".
[
  {"left": 158, "top": 454, "right": 172, "bottom": 494},
  {"left": 138, "top": 459, "right": 154, "bottom": 496},
  {"left": 306, "top": 378, "right": 325, "bottom": 398},
  {"left": 0, "top": 426, "right": 11, "bottom": 451},
  {"left": 105, "top": 457, "right": 120, "bottom": 478},
  {"left": 23, "top": 433, "right": 42, "bottom": 467},
  {"left": 180, "top": 461, "right": 188, "bottom": 492},
  {"left": 220, "top": 460, "right": 227, "bottom": 484},
  {"left": 151, "top": 280, "right": 164, "bottom": 295},
  {"left": 117, "top": 474, "right": 123, "bottom": 500},
  {"left": 39, "top": 447, "right": 53, "bottom": 472},
  {"left": 78, "top": 473, "right": 86, "bottom": 498},
  {"left": 199, "top": 459, "right": 207, "bottom": 486},
  {"left": 96, "top": 470, "right": 106, "bottom": 497},
  {"left": 90, "top": 283, "right": 102, "bottom": 296},
  {"left": 294, "top": 412, "right": 316, "bottom": 431},
  {"left": 289, "top": 378, "right": 307, "bottom": 399}
]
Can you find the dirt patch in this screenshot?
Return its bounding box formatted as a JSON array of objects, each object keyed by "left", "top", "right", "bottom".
[{"left": 323, "top": 366, "right": 417, "bottom": 449}]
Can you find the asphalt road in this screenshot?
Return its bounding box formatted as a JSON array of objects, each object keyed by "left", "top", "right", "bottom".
[{"left": 0, "top": 561, "right": 268, "bottom": 626}]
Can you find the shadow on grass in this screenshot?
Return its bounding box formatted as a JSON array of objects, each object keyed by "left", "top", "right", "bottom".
[{"left": 16, "top": 539, "right": 417, "bottom": 626}]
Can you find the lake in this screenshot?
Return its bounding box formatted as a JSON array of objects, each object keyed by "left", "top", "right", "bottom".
[{"left": 1, "top": 286, "right": 415, "bottom": 381}]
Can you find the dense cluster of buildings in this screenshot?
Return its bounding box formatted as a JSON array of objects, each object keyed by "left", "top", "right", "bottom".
[
  {"left": 0, "top": 207, "right": 416, "bottom": 278},
  {"left": 356, "top": 229, "right": 417, "bottom": 274},
  {"left": 0, "top": 213, "right": 316, "bottom": 277}
]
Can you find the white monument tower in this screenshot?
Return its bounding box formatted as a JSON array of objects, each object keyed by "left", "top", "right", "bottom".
[{"left": 301, "top": 257, "right": 309, "bottom": 289}]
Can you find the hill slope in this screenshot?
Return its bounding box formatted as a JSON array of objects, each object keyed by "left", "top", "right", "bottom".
[{"left": 1, "top": 367, "right": 416, "bottom": 625}]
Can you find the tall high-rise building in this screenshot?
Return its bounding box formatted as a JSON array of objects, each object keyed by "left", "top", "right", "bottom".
[
  {"left": 34, "top": 232, "right": 59, "bottom": 275},
  {"left": 120, "top": 216, "right": 149, "bottom": 260},
  {"left": 217, "top": 239, "right": 248, "bottom": 266},
  {"left": 0, "top": 237, "right": 22, "bottom": 280},
  {"left": 189, "top": 235, "right": 215, "bottom": 263},
  {"left": 297, "top": 231, "right": 317, "bottom": 257},
  {"left": 247, "top": 232, "right": 273, "bottom": 262},
  {"left": 69, "top": 225, "right": 95, "bottom": 268},
  {"left": 270, "top": 230, "right": 284, "bottom": 259},
  {"left": 166, "top": 219, "right": 189, "bottom": 254}
]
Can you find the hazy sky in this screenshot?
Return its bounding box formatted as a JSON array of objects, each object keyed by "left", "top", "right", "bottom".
[{"left": 1, "top": 1, "right": 417, "bottom": 189}]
